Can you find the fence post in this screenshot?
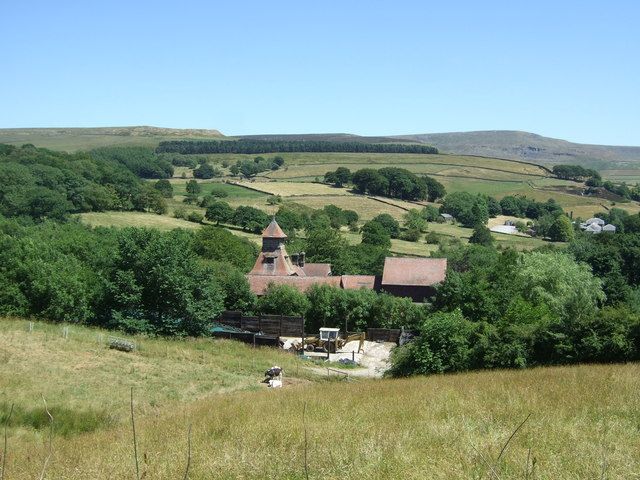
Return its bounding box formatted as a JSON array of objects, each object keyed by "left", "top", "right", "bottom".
[
  {"left": 352, "top": 351, "right": 355, "bottom": 362},
  {"left": 301, "top": 316, "right": 305, "bottom": 357}
]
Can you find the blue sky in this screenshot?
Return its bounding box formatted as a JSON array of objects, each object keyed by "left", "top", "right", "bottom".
[{"left": 1, "top": 1, "right": 639, "bottom": 145}]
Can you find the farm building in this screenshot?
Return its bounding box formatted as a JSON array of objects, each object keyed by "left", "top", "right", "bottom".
[
  {"left": 380, "top": 257, "right": 448, "bottom": 302},
  {"left": 246, "top": 219, "right": 445, "bottom": 301},
  {"left": 579, "top": 217, "right": 616, "bottom": 234}
]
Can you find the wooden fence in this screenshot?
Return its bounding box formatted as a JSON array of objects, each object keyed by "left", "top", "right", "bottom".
[
  {"left": 366, "top": 328, "right": 402, "bottom": 344},
  {"left": 218, "top": 311, "right": 305, "bottom": 337}
]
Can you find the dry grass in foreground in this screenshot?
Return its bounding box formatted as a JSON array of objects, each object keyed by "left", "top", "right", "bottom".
[{"left": 1, "top": 316, "right": 637, "bottom": 479}]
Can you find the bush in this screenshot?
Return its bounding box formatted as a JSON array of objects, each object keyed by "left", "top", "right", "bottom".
[
  {"left": 389, "top": 310, "right": 474, "bottom": 376},
  {"left": 173, "top": 207, "right": 187, "bottom": 219},
  {"left": 187, "top": 211, "right": 204, "bottom": 223},
  {"left": 425, "top": 232, "right": 440, "bottom": 244},
  {"left": 401, "top": 228, "right": 421, "bottom": 242}
]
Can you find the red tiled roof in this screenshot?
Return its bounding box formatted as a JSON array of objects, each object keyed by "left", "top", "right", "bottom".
[
  {"left": 381, "top": 258, "right": 447, "bottom": 287},
  {"left": 262, "top": 218, "right": 287, "bottom": 238},
  {"left": 249, "top": 250, "right": 305, "bottom": 276},
  {"left": 341, "top": 275, "right": 377, "bottom": 290},
  {"left": 247, "top": 275, "right": 342, "bottom": 295},
  {"left": 301, "top": 263, "right": 331, "bottom": 277}
]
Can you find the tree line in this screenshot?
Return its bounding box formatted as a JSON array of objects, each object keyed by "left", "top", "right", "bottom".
[
  {"left": 324, "top": 166, "right": 446, "bottom": 202},
  {"left": 156, "top": 139, "right": 439, "bottom": 155},
  {"left": 389, "top": 226, "right": 640, "bottom": 376}
]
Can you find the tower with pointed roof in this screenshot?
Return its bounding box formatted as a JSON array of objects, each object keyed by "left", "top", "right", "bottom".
[
  {"left": 248, "top": 218, "right": 305, "bottom": 276},
  {"left": 261, "top": 217, "right": 288, "bottom": 253}
]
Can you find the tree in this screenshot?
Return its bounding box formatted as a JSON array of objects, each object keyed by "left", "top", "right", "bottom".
[
  {"left": 469, "top": 223, "right": 493, "bottom": 246},
  {"left": 470, "top": 198, "right": 489, "bottom": 226},
  {"left": 209, "top": 261, "right": 257, "bottom": 313},
  {"left": 403, "top": 209, "right": 427, "bottom": 232},
  {"left": 135, "top": 184, "right": 167, "bottom": 214},
  {"left": 548, "top": 215, "right": 574, "bottom": 242},
  {"left": 343, "top": 209, "right": 359, "bottom": 227},
  {"left": 421, "top": 205, "right": 440, "bottom": 222},
  {"left": 184, "top": 179, "right": 201, "bottom": 204},
  {"left": 185, "top": 180, "right": 201, "bottom": 196},
  {"left": 423, "top": 176, "right": 446, "bottom": 202},
  {"left": 258, "top": 283, "right": 310, "bottom": 317},
  {"left": 205, "top": 201, "right": 234, "bottom": 225},
  {"left": 377, "top": 167, "right": 427, "bottom": 200},
  {"left": 306, "top": 226, "right": 348, "bottom": 264},
  {"left": 351, "top": 169, "right": 388, "bottom": 195},
  {"left": 516, "top": 251, "right": 605, "bottom": 323},
  {"left": 361, "top": 221, "right": 392, "bottom": 248},
  {"left": 371, "top": 214, "right": 400, "bottom": 238},
  {"left": 441, "top": 193, "right": 490, "bottom": 228},
  {"left": 232, "top": 206, "right": 270, "bottom": 233},
  {"left": 107, "top": 228, "right": 225, "bottom": 335},
  {"left": 193, "top": 163, "right": 221, "bottom": 179},
  {"left": 275, "top": 207, "right": 304, "bottom": 237},
  {"left": 154, "top": 179, "right": 174, "bottom": 198},
  {"left": 486, "top": 197, "right": 502, "bottom": 217},
  {"left": 194, "top": 226, "right": 258, "bottom": 272},
  {"left": 324, "top": 167, "right": 352, "bottom": 187},
  {"left": 389, "top": 310, "right": 474, "bottom": 376}
]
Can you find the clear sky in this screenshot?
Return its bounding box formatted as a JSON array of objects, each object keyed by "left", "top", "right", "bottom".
[{"left": 1, "top": 1, "right": 639, "bottom": 145}]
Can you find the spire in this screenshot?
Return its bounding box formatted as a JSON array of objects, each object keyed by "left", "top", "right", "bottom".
[{"left": 262, "top": 217, "right": 287, "bottom": 239}]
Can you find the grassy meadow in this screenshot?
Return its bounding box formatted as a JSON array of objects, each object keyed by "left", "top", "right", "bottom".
[{"left": 1, "top": 318, "right": 638, "bottom": 479}]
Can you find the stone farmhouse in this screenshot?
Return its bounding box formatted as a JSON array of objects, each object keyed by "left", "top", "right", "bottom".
[{"left": 247, "top": 219, "right": 447, "bottom": 302}]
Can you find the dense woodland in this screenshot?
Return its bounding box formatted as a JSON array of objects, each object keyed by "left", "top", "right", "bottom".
[
  {"left": 0, "top": 144, "right": 172, "bottom": 219},
  {"left": 156, "top": 139, "right": 439, "bottom": 155},
  {"left": 1, "top": 143, "right": 639, "bottom": 377}
]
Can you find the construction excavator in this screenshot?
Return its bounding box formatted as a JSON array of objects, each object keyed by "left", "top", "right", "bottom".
[{"left": 299, "top": 328, "right": 365, "bottom": 354}]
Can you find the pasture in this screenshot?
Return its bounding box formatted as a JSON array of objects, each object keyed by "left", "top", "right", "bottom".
[
  {"left": 1, "top": 318, "right": 638, "bottom": 479},
  {"left": 185, "top": 150, "right": 638, "bottom": 219}
]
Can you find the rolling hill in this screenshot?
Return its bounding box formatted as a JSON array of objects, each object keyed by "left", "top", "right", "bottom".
[
  {"left": 393, "top": 130, "right": 640, "bottom": 171},
  {"left": 0, "top": 126, "right": 225, "bottom": 151}
]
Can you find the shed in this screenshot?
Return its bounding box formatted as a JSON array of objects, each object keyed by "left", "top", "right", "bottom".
[
  {"left": 602, "top": 224, "right": 617, "bottom": 233},
  {"left": 440, "top": 213, "right": 454, "bottom": 222},
  {"left": 381, "top": 258, "right": 447, "bottom": 302}
]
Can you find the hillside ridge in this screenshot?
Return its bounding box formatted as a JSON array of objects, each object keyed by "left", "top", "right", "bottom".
[{"left": 393, "top": 130, "right": 640, "bottom": 169}]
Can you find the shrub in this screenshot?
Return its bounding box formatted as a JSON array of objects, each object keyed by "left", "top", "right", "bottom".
[{"left": 187, "top": 211, "right": 204, "bottom": 223}]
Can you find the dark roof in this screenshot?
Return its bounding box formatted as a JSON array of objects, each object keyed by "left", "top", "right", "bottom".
[
  {"left": 301, "top": 263, "right": 331, "bottom": 277},
  {"left": 262, "top": 218, "right": 287, "bottom": 239},
  {"left": 381, "top": 258, "right": 447, "bottom": 287}
]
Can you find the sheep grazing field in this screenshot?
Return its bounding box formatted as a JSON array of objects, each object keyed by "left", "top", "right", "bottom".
[{"left": 1, "top": 318, "right": 638, "bottom": 479}]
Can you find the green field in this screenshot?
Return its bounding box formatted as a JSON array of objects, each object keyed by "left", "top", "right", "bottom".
[
  {"left": 184, "top": 150, "right": 639, "bottom": 219},
  {"left": 2, "top": 318, "right": 638, "bottom": 479}
]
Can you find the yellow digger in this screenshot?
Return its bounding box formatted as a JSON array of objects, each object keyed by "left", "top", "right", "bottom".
[{"left": 302, "top": 328, "right": 365, "bottom": 354}]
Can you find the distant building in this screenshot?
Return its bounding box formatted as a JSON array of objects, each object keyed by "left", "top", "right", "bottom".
[
  {"left": 585, "top": 217, "right": 605, "bottom": 226},
  {"left": 579, "top": 217, "right": 616, "bottom": 234},
  {"left": 584, "top": 223, "right": 602, "bottom": 234},
  {"left": 246, "top": 219, "right": 447, "bottom": 301},
  {"left": 440, "top": 213, "right": 454, "bottom": 222}
]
